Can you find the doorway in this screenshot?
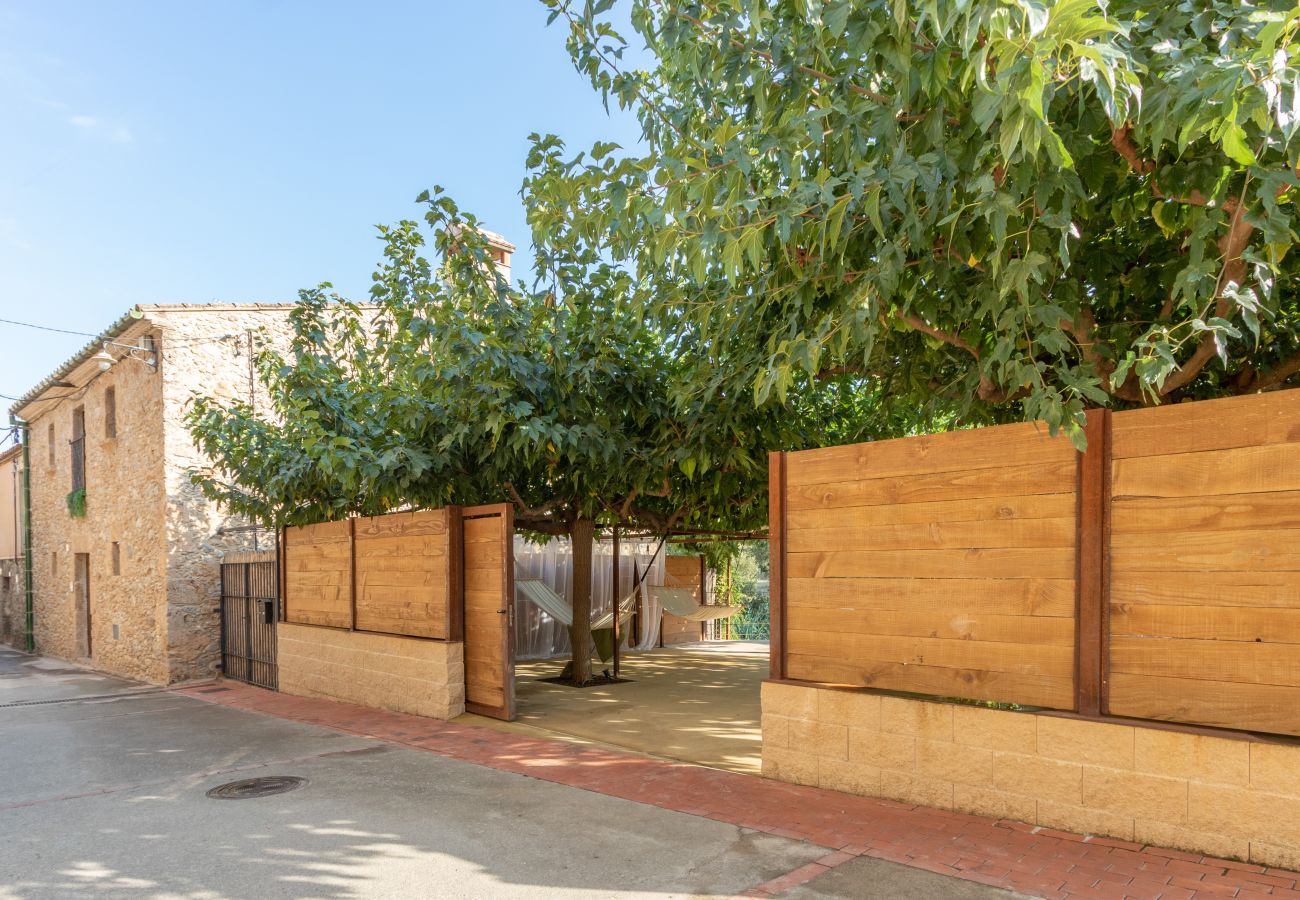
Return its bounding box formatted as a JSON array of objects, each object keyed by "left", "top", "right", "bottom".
[{"left": 74, "top": 553, "right": 91, "bottom": 658}]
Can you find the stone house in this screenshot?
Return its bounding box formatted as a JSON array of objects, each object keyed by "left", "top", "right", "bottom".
[
  {"left": 0, "top": 442, "right": 24, "bottom": 646},
  {"left": 8, "top": 304, "right": 300, "bottom": 683}
]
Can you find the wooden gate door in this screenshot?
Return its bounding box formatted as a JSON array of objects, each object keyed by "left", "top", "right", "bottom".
[
  {"left": 219, "top": 554, "right": 278, "bottom": 690},
  {"left": 461, "top": 504, "right": 515, "bottom": 720}
]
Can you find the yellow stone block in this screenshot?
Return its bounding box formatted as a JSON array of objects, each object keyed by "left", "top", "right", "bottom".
[
  {"left": 1188, "top": 783, "right": 1300, "bottom": 848},
  {"left": 762, "top": 681, "right": 817, "bottom": 720},
  {"left": 762, "top": 714, "right": 792, "bottom": 750},
  {"left": 792, "top": 719, "right": 849, "bottom": 760},
  {"left": 915, "top": 739, "right": 993, "bottom": 787},
  {"left": 1081, "top": 766, "right": 1188, "bottom": 822},
  {"left": 1038, "top": 799, "right": 1135, "bottom": 841},
  {"left": 818, "top": 757, "right": 882, "bottom": 796},
  {"left": 763, "top": 746, "right": 819, "bottom": 787},
  {"left": 849, "top": 727, "right": 916, "bottom": 771},
  {"left": 1133, "top": 819, "right": 1250, "bottom": 864},
  {"left": 952, "top": 704, "right": 1036, "bottom": 754},
  {"left": 1248, "top": 840, "right": 1300, "bottom": 871},
  {"left": 880, "top": 769, "right": 955, "bottom": 810},
  {"left": 992, "top": 752, "right": 1082, "bottom": 804},
  {"left": 881, "top": 696, "right": 954, "bottom": 742},
  {"left": 953, "top": 784, "right": 1037, "bottom": 824},
  {"left": 1037, "top": 716, "right": 1134, "bottom": 770},
  {"left": 1134, "top": 729, "right": 1249, "bottom": 788},
  {"left": 1249, "top": 742, "right": 1300, "bottom": 797},
  {"left": 818, "top": 688, "right": 881, "bottom": 729}
]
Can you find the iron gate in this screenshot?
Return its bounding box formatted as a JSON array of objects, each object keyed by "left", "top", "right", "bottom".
[{"left": 219, "top": 556, "right": 278, "bottom": 689}]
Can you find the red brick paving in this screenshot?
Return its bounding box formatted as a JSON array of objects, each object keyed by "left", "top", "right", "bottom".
[{"left": 177, "top": 682, "right": 1300, "bottom": 899}]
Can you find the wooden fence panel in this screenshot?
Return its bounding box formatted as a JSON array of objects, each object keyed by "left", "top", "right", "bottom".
[
  {"left": 781, "top": 422, "right": 1079, "bottom": 709},
  {"left": 283, "top": 520, "right": 352, "bottom": 628},
  {"left": 662, "top": 555, "right": 705, "bottom": 645},
  {"left": 1109, "top": 392, "right": 1300, "bottom": 736},
  {"left": 354, "top": 509, "right": 450, "bottom": 639}
]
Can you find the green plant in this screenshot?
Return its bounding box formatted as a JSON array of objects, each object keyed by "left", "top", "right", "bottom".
[{"left": 66, "top": 489, "right": 86, "bottom": 518}]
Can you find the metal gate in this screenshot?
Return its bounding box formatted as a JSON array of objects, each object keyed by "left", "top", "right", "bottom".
[{"left": 219, "top": 554, "right": 278, "bottom": 689}]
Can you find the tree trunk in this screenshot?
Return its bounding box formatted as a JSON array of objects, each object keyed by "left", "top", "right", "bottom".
[{"left": 567, "top": 516, "right": 595, "bottom": 685}]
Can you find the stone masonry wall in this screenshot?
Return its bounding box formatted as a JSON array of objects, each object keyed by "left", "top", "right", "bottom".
[
  {"left": 763, "top": 681, "right": 1300, "bottom": 871},
  {"left": 152, "top": 306, "right": 297, "bottom": 683},
  {"left": 278, "top": 623, "right": 466, "bottom": 719},
  {"left": 24, "top": 337, "right": 170, "bottom": 682},
  {"left": 0, "top": 558, "right": 24, "bottom": 647}
]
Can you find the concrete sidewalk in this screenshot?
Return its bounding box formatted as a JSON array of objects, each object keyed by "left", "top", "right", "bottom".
[{"left": 0, "top": 647, "right": 1014, "bottom": 898}]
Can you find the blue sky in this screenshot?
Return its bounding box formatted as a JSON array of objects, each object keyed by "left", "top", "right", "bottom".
[{"left": 0, "top": 1, "right": 642, "bottom": 410}]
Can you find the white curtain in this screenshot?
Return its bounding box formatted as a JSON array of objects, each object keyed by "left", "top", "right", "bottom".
[{"left": 514, "top": 535, "right": 666, "bottom": 660}]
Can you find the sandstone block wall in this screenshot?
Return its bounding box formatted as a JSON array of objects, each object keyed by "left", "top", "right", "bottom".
[
  {"left": 762, "top": 681, "right": 1300, "bottom": 870},
  {"left": 0, "top": 558, "right": 24, "bottom": 647},
  {"left": 278, "top": 623, "right": 466, "bottom": 719}
]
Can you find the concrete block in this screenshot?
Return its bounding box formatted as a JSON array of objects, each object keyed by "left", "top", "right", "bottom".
[
  {"left": 763, "top": 746, "right": 818, "bottom": 787},
  {"left": 762, "top": 714, "right": 792, "bottom": 750},
  {"left": 992, "top": 752, "right": 1082, "bottom": 804},
  {"left": 1133, "top": 819, "right": 1250, "bottom": 865},
  {"left": 817, "top": 689, "right": 881, "bottom": 729},
  {"left": 818, "top": 757, "right": 881, "bottom": 796},
  {"left": 914, "top": 739, "right": 992, "bottom": 787},
  {"left": 952, "top": 704, "right": 1036, "bottom": 754},
  {"left": 1248, "top": 840, "right": 1300, "bottom": 872},
  {"left": 879, "top": 769, "right": 954, "bottom": 810},
  {"left": 1037, "top": 800, "right": 1135, "bottom": 841},
  {"left": 953, "top": 784, "right": 1037, "bottom": 824},
  {"left": 849, "top": 727, "right": 915, "bottom": 771},
  {"left": 1037, "top": 716, "right": 1134, "bottom": 770},
  {"left": 1189, "top": 783, "right": 1300, "bottom": 848},
  {"left": 762, "top": 681, "right": 817, "bottom": 721},
  {"left": 1134, "top": 729, "right": 1250, "bottom": 788},
  {"left": 1249, "top": 742, "right": 1300, "bottom": 797},
  {"left": 1081, "top": 766, "right": 1188, "bottom": 822},
  {"left": 880, "top": 696, "right": 953, "bottom": 742}
]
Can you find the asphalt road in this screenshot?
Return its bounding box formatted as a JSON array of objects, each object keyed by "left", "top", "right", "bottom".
[{"left": 0, "top": 646, "right": 1017, "bottom": 899}]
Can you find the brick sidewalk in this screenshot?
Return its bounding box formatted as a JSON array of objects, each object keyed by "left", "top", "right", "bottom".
[{"left": 176, "top": 682, "right": 1300, "bottom": 900}]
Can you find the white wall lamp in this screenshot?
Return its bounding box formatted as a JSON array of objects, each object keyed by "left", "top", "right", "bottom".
[{"left": 93, "top": 339, "right": 158, "bottom": 372}]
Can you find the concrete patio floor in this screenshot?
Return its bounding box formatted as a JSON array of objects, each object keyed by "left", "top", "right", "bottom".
[{"left": 462, "top": 641, "right": 767, "bottom": 773}]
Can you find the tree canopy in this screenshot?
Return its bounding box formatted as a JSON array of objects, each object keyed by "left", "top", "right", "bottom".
[{"left": 535, "top": 0, "right": 1300, "bottom": 442}]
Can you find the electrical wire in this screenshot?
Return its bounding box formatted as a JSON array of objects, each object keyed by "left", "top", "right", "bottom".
[{"left": 0, "top": 317, "right": 97, "bottom": 337}]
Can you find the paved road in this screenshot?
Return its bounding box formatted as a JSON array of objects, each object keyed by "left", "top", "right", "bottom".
[{"left": 0, "top": 647, "right": 1017, "bottom": 899}]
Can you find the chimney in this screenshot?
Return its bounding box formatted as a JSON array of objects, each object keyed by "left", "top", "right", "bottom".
[{"left": 478, "top": 228, "right": 515, "bottom": 285}]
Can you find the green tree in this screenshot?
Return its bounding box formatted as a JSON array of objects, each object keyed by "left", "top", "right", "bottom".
[
  {"left": 188, "top": 191, "right": 875, "bottom": 683},
  {"left": 538, "top": 0, "right": 1300, "bottom": 442}
]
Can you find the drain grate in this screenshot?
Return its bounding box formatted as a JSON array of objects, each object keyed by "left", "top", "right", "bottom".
[{"left": 206, "top": 776, "right": 307, "bottom": 800}]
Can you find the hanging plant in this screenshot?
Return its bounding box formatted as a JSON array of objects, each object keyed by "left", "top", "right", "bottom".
[{"left": 66, "top": 489, "right": 86, "bottom": 518}]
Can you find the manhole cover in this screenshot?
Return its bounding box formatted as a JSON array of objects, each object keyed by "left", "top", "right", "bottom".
[{"left": 206, "top": 776, "right": 307, "bottom": 800}]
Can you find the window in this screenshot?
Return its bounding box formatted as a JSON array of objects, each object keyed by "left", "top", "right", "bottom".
[
  {"left": 70, "top": 407, "right": 86, "bottom": 494},
  {"left": 50, "top": 551, "right": 57, "bottom": 576},
  {"left": 104, "top": 387, "right": 117, "bottom": 439},
  {"left": 111, "top": 542, "right": 121, "bottom": 575},
  {"left": 47, "top": 424, "right": 55, "bottom": 469}
]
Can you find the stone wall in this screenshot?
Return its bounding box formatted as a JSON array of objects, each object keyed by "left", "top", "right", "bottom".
[
  {"left": 278, "top": 623, "right": 466, "bottom": 719},
  {"left": 152, "top": 306, "right": 296, "bottom": 682},
  {"left": 25, "top": 333, "right": 170, "bottom": 682},
  {"left": 762, "top": 681, "right": 1300, "bottom": 871}
]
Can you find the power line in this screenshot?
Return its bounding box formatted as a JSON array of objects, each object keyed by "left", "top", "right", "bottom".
[{"left": 0, "top": 317, "right": 98, "bottom": 337}]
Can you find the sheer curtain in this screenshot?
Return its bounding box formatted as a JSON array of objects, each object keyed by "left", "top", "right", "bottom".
[{"left": 514, "top": 535, "right": 666, "bottom": 660}]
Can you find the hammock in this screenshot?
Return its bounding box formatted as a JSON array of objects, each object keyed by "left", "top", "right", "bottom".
[
  {"left": 652, "top": 586, "right": 742, "bottom": 623},
  {"left": 514, "top": 577, "right": 639, "bottom": 629}
]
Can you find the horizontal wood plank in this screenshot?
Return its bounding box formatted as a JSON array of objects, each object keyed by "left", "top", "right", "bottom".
[
  {"left": 1112, "top": 443, "right": 1300, "bottom": 499},
  {"left": 1112, "top": 491, "right": 1300, "bottom": 534},
  {"left": 1110, "top": 636, "right": 1300, "bottom": 687},
  {"left": 787, "top": 547, "right": 1075, "bottom": 580},
  {"left": 786, "top": 516, "right": 1075, "bottom": 553},
  {"left": 787, "top": 463, "right": 1075, "bottom": 513},
  {"left": 786, "top": 421, "right": 1076, "bottom": 487},
  {"left": 787, "top": 606, "right": 1074, "bottom": 645},
  {"left": 1111, "top": 390, "right": 1300, "bottom": 459},
  {"left": 1110, "top": 603, "right": 1300, "bottom": 645},
  {"left": 786, "top": 576, "right": 1076, "bottom": 617},
  {"left": 1111, "top": 530, "right": 1300, "bottom": 572},
  {"left": 1109, "top": 673, "right": 1300, "bottom": 737},
  {"left": 785, "top": 493, "right": 1075, "bottom": 531},
  {"left": 1109, "top": 571, "right": 1300, "bottom": 609},
  {"left": 785, "top": 653, "right": 1073, "bottom": 709},
  {"left": 786, "top": 630, "right": 1072, "bottom": 678}
]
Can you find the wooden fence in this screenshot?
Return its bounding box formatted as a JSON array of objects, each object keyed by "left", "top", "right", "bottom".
[
  {"left": 282, "top": 508, "right": 463, "bottom": 641},
  {"left": 769, "top": 389, "right": 1300, "bottom": 739}
]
